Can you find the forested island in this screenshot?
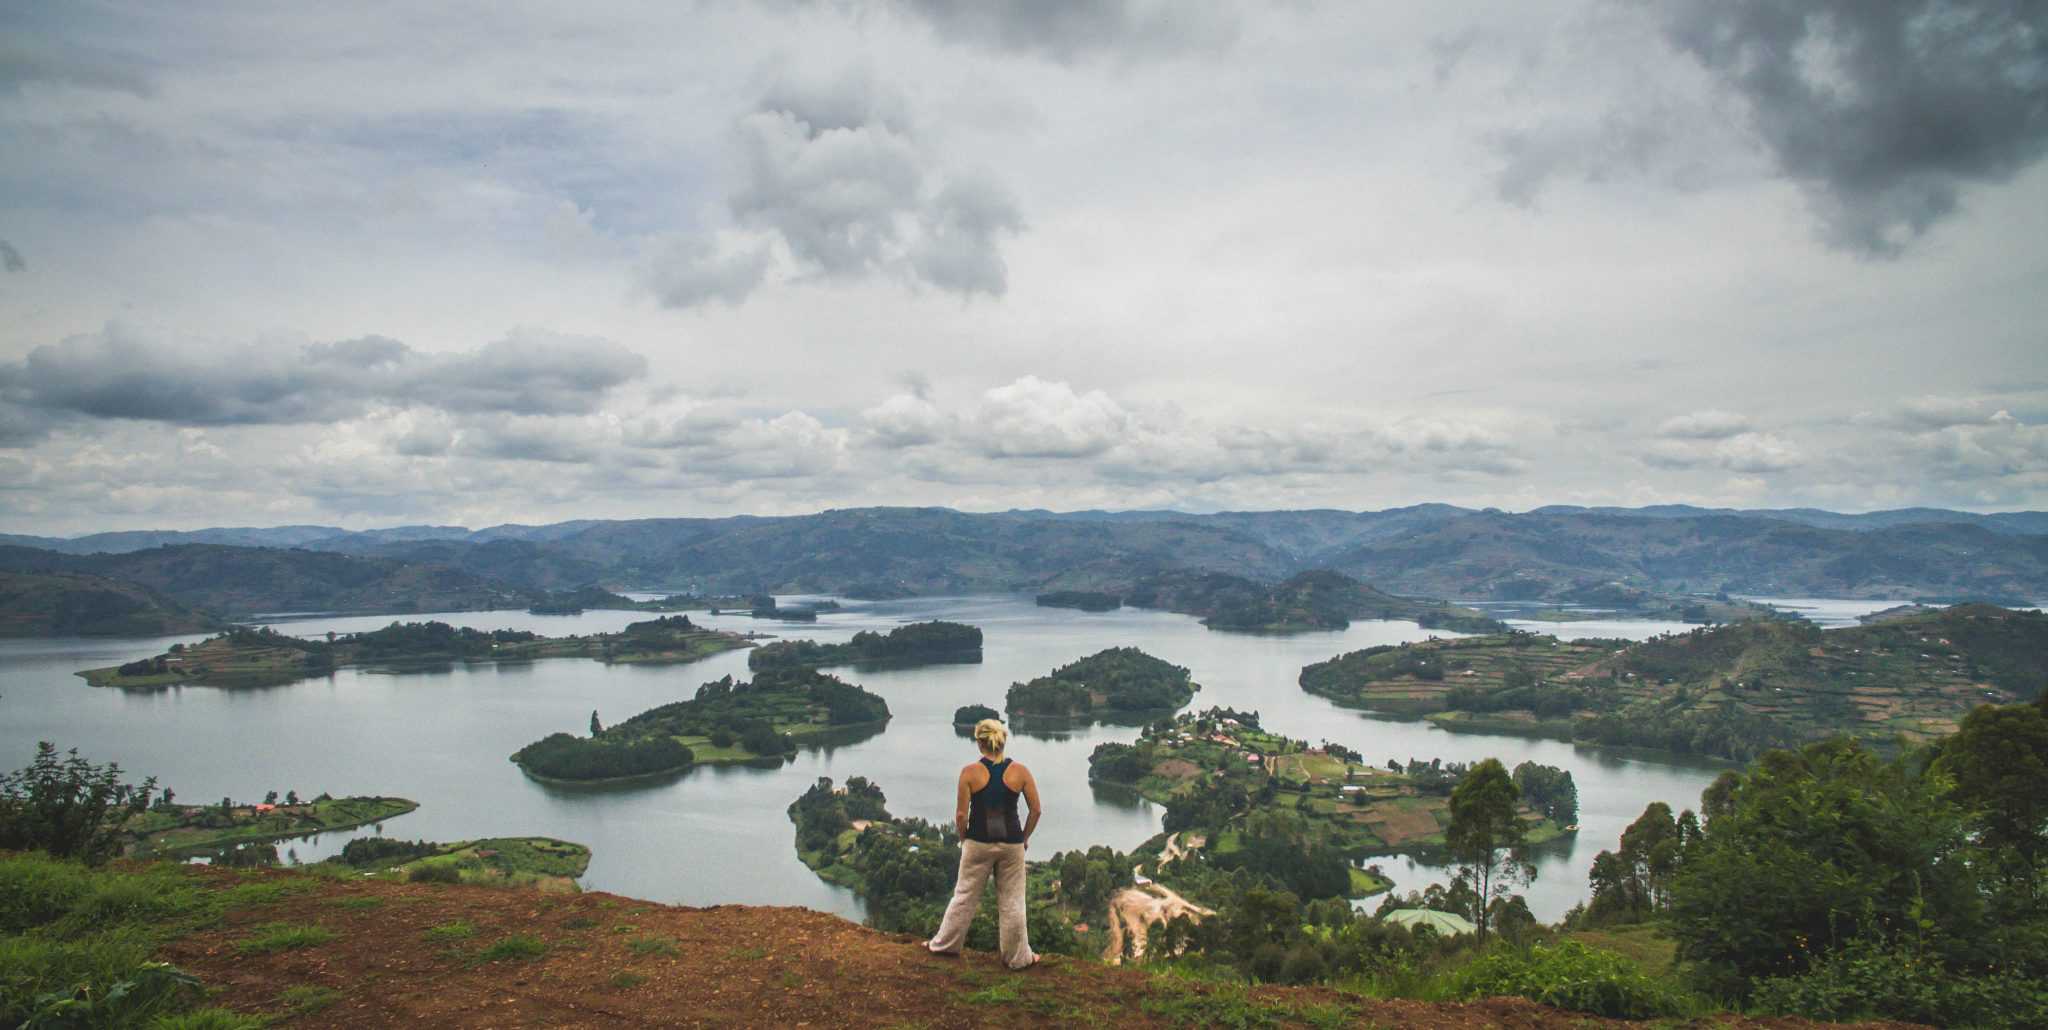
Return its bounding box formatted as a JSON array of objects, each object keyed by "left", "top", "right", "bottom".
[
  {"left": 952, "top": 703, "right": 999, "bottom": 726},
  {"left": 77, "top": 615, "right": 754, "bottom": 689},
  {"left": 747, "top": 620, "right": 982, "bottom": 672},
  {"left": 1090, "top": 709, "right": 1575, "bottom": 888},
  {"left": 510, "top": 668, "right": 891, "bottom": 783},
  {"left": 1005, "top": 647, "right": 1199, "bottom": 721},
  {"left": 1035, "top": 590, "right": 1121, "bottom": 612},
  {"left": 1123, "top": 569, "right": 1506, "bottom": 634},
  {"left": 1299, "top": 604, "right": 2047, "bottom": 761}
]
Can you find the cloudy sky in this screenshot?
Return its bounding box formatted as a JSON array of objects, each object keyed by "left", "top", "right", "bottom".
[{"left": 2, "top": 1, "right": 2045, "bottom": 533}]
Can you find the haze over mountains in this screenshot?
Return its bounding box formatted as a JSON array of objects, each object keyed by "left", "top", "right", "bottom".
[{"left": 1, "top": 504, "right": 2042, "bottom": 630}]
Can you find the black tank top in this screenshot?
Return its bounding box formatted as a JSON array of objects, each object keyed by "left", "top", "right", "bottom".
[{"left": 966, "top": 757, "right": 1024, "bottom": 844}]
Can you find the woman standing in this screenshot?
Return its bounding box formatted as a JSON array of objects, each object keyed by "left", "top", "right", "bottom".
[{"left": 927, "top": 718, "right": 1042, "bottom": 969}]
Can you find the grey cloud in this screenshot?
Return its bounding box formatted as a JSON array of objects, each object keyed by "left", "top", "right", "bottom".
[
  {"left": 0, "top": 239, "right": 23, "bottom": 273},
  {"left": 675, "top": 70, "right": 1022, "bottom": 305},
  {"left": 1658, "top": 410, "right": 1753, "bottom": 439},
  {"left": 1492, "top": 108, "right": 1681, "bottom": 207},
  {"left": 645, "top": 237, "right": 773, "bottom": 307},
  {"left": 0, "top": 325, "right": 645, "bottom": 431},
  {"left": 881, "top": 0, "right": 1239, "bottom": 62},
  {"left": 0, "top": 37, "right": 151, "bottom": 96},
  {"left": 1662, "top": 0, "right": 2048, "bottom": 255},
  {"left": 910, "top": 173, "right": 1023, "bottom": 296}
]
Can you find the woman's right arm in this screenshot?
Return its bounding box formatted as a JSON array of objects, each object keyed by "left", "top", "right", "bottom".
[{"left": 1019, "top": 766, "right": 1042, "bottom": 844}]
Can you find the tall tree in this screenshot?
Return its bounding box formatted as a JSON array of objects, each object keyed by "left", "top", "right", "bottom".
[
  {"left": 1936, "top": 698, "right": 2048, "bottom": 886},
  {"left": 1445, "top": 757, "right": 1534, "bottom": 944}
]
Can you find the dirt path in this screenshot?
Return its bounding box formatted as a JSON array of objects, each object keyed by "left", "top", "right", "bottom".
[
  {"left": 1101, "top": 882, "right": 1216, "bottom": 964},
  {"left": 158, "top": 865, "right": 1925, "bottom": 1029}
]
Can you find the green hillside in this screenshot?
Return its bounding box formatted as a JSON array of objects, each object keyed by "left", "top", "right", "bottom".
[{"left": 0, "top": 569, "right": 221, "bottom": 636}]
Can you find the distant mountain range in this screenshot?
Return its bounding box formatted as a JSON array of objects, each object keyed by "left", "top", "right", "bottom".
[{"left": 0, "top": 504, "right": 2041, "bottom": 631}]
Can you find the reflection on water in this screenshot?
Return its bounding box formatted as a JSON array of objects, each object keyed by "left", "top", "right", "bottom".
[{"left": 0, "top": 595, "right": 1750, "bottom": 922}]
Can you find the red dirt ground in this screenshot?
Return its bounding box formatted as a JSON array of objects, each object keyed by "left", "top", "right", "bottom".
[{"left": 162, "top": 867, "right": 1926, "bottom": 1029}]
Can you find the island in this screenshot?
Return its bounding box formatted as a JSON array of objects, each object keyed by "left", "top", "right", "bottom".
[
  {"left": 1091, "top": 709, "right": 1576, "bottom": 894},
  {"left": 953, "top": 703, "right": 1000, "bottom": 726},
  {"left": 510, "top": 667, "right": 892, "bottom": 784},
  {"left": 1298, "top": 604, "right": 2047, "bottom": 761},
  {"left": 747, "top": 620, "right": 983, "bottom": 672},
  {"left": 1123, "top": 569, "right": 1506, "bottom": 634},
  {"left": 119, "top": 794, "right": 419, "bottom": 858},
  {"left": 78, "top": 615, "right": 754, "bottom": 689},
  {"left": 320, "top": 835, "right": 592, "bottom": 892},
  {"left": 1035, "top": 590, "right": 1122, "bottom": 612},
  {"left": 1005, "top": 647, "right": 1199, "bottom": 722}
]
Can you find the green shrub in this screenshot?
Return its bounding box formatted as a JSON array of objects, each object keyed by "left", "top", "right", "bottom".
[
  {"left": 0, "top": 934, "right": 197, "bottom": 1027},
  {"left": 0, "top": 852, "right": 97, "bottom": 933},
  {"left": 422, "top": 921, "right": 476, "bottom": 942},
  {"left": 0, "top": 743, "right": 157, "bottom": 865},
  {"left": 408, "top": 862, "right": 461, "bottom": 884},
  {"left": 1750, "top": 935, "right": 2048, "bottom": 1029},
  {"left": 1446, "top": 941, "right": 1694, "bottom": 1019}
]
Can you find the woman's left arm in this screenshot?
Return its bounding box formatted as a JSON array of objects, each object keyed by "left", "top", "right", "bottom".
[
  {"left": 953, "top": 767, "right": 972, "bottom": 839},
  {"left": 1019, "top": 766, "right": 1042, "bottom": 845}
]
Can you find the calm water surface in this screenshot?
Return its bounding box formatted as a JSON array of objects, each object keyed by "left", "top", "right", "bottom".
[{"left": 3, "top": 597, "right": 1763, "bottom": 921}]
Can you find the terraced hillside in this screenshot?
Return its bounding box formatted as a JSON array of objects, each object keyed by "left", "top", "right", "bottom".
[{"left": 1298, "top": 606, "right": 2047, "bottom": 760}]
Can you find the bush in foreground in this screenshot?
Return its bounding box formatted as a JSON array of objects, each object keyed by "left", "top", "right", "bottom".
[{"left": 1445, "top": 941, "right": 1698, "bottom": 1019}]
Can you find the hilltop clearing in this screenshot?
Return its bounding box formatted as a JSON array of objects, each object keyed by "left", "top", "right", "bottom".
[
  {"left": 0, "top": 858, "right": 1908, "bottom": 1028},
  {"left": 748, "top": 619, "right": 983, "bottom": 671},
  {"left": 79, "top": 616, "right": 753, "bottom": 689},
  {"left": 0, "top": 568, "right": 221, "bottom": 636},
  {"left": 1299, "top": 605, "right": 2046, "bottom": 760},
  {"left": 512, "top": 667, "right": 891, "bottom": 783}
]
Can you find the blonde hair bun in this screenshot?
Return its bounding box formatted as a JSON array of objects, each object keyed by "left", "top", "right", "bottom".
[{"left": 973, "top": 718, "right": 1009, "bottom": 754}]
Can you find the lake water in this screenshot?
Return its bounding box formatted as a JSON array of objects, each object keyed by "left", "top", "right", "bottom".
[{"left": 2, "top": 597, "right": 1748, "bottom": 922}]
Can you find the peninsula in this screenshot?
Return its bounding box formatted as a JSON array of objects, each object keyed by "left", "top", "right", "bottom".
[
  {"left": 1298, "top": 604, "right": 2047, "bottom": 761},
  {"left": 511, "top": 667, "right": 892, "bottom": 783},
  {"left": 120, "top": 794, "right": 419, "bottom": 859},
  {"left": 77, "top": 615, "right": 753, "bottom": 689},
  {"left": 1090, "top": 709, "right": 1575, "bottom": 892}
]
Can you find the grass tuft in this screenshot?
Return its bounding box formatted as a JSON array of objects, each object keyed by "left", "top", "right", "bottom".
[
  {"left": 235, "top": 921, "right": 335, "bottom": 955},
  {"left": 627, "top": 935, "right": 680, "bottom": 958},
  {"left": 423, "top": 920, "right": 477, "bottom": 942},
  {"left": 476, "top": 934, "right": 549, "bottom": 963}
]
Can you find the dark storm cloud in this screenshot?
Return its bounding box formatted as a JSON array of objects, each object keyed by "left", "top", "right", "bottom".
[
  {"left": 0, "top": 36, "right": 151, "bottom": 96},
  {"left": 869, "top": 0, "right": 1238, "bottom": 62},
  {"left": 1662, "top": 0, "right": 2048, "bottom": 254},
  {"left": 0, "top": 325, "right": 645, "bottom": 431},
  {"left": 0, "top": 239, "right": 22, "bottom": 273}
]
